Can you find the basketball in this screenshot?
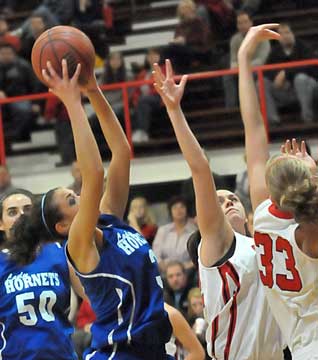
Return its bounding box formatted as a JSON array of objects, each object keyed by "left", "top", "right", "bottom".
[{"left": 31, "top": 26, "right": 96, "bottom": 86}]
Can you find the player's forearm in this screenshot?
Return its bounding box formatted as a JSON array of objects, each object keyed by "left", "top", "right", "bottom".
[
  {"left": 167, "top": 106, "right": 209, "bottom": 173},
  {"left": 87, "top": 87, "right": 130, "bottom": 158},
  {"left": 66, "top": 102, "right": 104, "bottom": 180}
]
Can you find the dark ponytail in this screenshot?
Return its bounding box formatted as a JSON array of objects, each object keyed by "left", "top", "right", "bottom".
[
  {"left": 187, "top": 230, "right": 201, "bottom": 270},
  {"left": 8, "top": 188, "right": 64, "bottom": 266}
]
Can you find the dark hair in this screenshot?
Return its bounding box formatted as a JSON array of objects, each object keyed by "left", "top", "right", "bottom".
[
  {"left": 236, "top": 9, "right": 252, "bottom": 20},
  {"left": 103, "top": 52, "right": 126, "bottom": 84},
  {"left": 187, "top": 230, "right": 201, "bottom": 269},
  {"left": 167, "top": 195, "right": 188, "bottom": 218},
  {"left": 278, "top": 22, "right": 292, "bottom": 31},
  {"left": 0, "top": 188, "right": 34, "bottom": 247},
  {"left": 144, "top": 47, "right": 161, "bottom": 70},
  {"left": 166, "top": 260, "right": 186, "bottom": 274},
  {"left": 0, "top": 188, "right": 34, "bottom": 220},
  {"left": 8, "top": 188, "right": 64, "bottom": 265}
]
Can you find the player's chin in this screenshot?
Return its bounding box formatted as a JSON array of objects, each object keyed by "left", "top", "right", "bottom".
[{"left": 227, "top": 212, "right": 245, "bottom": 226}]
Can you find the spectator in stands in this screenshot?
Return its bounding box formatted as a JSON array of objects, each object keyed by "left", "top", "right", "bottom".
[
  {"left": 0, "top": 0, "right": 17, "bottom": 15},
  {"left": 72, "top": 299, "right": 96, "bottom": 360},
  {"left": 163, "top": 0, "right": 212, "bottom": 74},
  {"left": 44, "top": 96, "right": 75, "bottom": 166},
  {"left": 128, "top": 196, "right": 157, "bottom": 246},
  {"left": 263, "top": 23, "right": 318, "bottom": 124},
  {"left": 194, "top": 0, "right": 235, "bottom": 38},
  {"left": 20, "top": 13, "right": 50, "bottom": 60},
  {"left": 235, "top": 154, "right": 251, "bottom": 212},
  {"left": 101, "top": 52, "right": 128, "bottom": 128},
  {"left": 187, "top": 287, "right": 208, "bottom": 348},
  {"left": 131, "top": 48, "right": 162, "bottom": 143},
  {"left": 73, "top": 0, "right": 108, "bottom": 58},
  {"left": 222, "top": 10, "right": 270, "bottom": 108},
  {"left": 153, "top": 195, "right": 197, "bottom": 272},
  {"left": 68, "top": 161, "right": 82, "bottom": 195},
  {"left": 0, "top": 16, "right": 20, "bottom": 52},
  {"left": 164, "top": 260, "right": 192, "bottom": 316},
  {"left": 0, "top": 165, "right": 13, "bottom": 198},
  {"left": 31, "top": 0, "right": 74, "bottom": 25},
  {"left": 0, "top": 43, "right": 39, "bottom": 145}
]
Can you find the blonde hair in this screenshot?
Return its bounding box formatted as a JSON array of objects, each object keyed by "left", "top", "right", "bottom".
[
  {"left": 128, "top": 196, "right": 155, "bottom": 225},
  {"left": 266, "top": 155, "right": 318, "bottom": 223},
  {"left": 187, "top": 287, "right": 202, "bottom": 318},
  {"left": 177, "top": 0, "right": 196, "bottom": 20}
]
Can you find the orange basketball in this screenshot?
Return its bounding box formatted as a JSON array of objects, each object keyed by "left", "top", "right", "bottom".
[{"left": 31, "top": 26, "right": 96, "bottom": 86}]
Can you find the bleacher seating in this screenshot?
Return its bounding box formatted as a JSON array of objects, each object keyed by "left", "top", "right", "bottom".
[{"left": 2, "top": 0, "right": 318, "bottom": 160}]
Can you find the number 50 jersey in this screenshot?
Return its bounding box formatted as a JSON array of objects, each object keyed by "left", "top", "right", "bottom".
[
  {"left": 254, "top": 199, "right": 318, "bottom": 360},
  {"left": 0, "top": 243, "right": 76, "bottom": 360}
]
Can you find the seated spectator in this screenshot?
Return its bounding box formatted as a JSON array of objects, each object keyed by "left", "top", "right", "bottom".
[
  {"left": 187, "top": 287, "right": 208, "bottom": 350},
  {"left": 235, "top": 155, "right": 251, "bottom": 212},
  {"left": 73, "top": 0, "right": 107, "bottom": 58},
  {"left": 153, "top": 195, "right": 197, "bottom": 272},
  {"left": 72, "top": 299, "right": 96, "bottom": 360},
  {"left": 0, "top": 165, "right": 13, "bottom": 198},
  {"left": 29, "top": 0, "right": 74, "bottom": 26},
  {"left": 68, "top": 161, "right": 82, "bottom": 195},
  {"left": 0, "top": 44, "right": 40, "bottom": 146},
  {"left": 263, "top": 23, "right": 318, "bottom": 124},
  {"left": 0, "top": 16, "right": 21, "bottom": 52},
  {"left": 163, "top": 0, "right": 212, "bottom": 74},
  {"left": 101, "top": 52, "right": 128, "bottom": 128},
  {"left": 44, "top": 95, "right": 75, "bottom": 166},
  {"left": 164, "top": 261, "right": 193, "bottom": 316},
  {"left": 0, "top": 0, "right": 17, "bottom": 15},
  {"left": 131, "top": 48, "right": 162, "bottom": 143},
  {"left": 222, "top": 10, "right": 270, "bottom": 108},
  {"left": 195, "top": 0, "right": 235, "bottom": 38},
  {"left": 127, "top": 196, "right": 157, "bottom": 246},
  {"left": 20, "top": 13, "right": 49, "bottom": 60}
]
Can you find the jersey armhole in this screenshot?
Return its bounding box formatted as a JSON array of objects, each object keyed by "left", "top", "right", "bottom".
[{"left": 213, "top": 235, "right": 236, "bottom": 267}]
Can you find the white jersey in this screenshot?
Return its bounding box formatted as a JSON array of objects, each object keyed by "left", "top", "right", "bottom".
[
  {"left": 254, "top": 199, "right": 318, "bottom": 360},
  {"left": 199, "top": 231, "right": 284, "bottom": 360}
]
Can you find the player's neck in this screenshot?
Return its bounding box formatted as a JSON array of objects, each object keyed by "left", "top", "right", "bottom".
[
  {"left": 296, "top": 224, "right": 318, "bottom": 259},
  {"left": 230, "top": 219, "right": 246, "bottom": 236}
]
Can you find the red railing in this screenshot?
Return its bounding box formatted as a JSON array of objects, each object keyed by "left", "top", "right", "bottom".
[{"left": 0, "top": 59, "right": 317, "bottom": 165}]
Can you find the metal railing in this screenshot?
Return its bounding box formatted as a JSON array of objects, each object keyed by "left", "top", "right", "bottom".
[{"left": 0, "top": 59, "right": 317, "bottom": 164}]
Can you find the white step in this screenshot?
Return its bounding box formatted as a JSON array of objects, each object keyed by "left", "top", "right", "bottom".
[
  {"left": 132, "top": 18, "right": 178, "bottom": 31},
  {"left": 150, "top": 0, "right": 179, "bottom": 8},
  {"left": 110, "top": 31, "right": 174, "bottom": 52},
  {"left": 11, "top": 129, "right": 56, "bottom": 151}
]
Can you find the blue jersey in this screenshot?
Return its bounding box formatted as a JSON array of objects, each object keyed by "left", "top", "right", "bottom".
[
  {"left": 0, "top": 242, "right": 77, "bottom": 360},
  {"left": 66, "top": 214, "right": 172, "bottom": 355}
]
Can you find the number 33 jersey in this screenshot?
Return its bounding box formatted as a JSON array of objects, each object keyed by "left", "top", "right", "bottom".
[
  {"left": 0, "top": 243, "right": 76, "bottom": 360},
  {"left": 254, "top": 199, "right": 318, "bottom": 360}
]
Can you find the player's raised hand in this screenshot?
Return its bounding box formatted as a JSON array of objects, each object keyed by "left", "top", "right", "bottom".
[
  {"left": 153, "top": 59, "right": 188, "bottom": 110},
  {"left": 281, "top": 138, "right": 317, "bottom": 174},
  {"left": 238, "top": 23, "right": 280, "bottom": 60},
  {"left": 42, "top": 59, "right": 82, "bottom": 106}
]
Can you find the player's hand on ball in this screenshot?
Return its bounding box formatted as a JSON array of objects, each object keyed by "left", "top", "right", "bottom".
[
  {"left": 42, "top": 59, "right": 82, "bottom": 106},
  {"left": 153, "top": 59, "right": 187, "bottom": 110}
]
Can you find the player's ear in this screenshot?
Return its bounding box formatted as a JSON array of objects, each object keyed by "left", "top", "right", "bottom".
[
  {"left": 0, "top": 220, "right": 4, "bottom": 231},
  {"left": 55, "top": 221, "right": 68, "bottom": 236}
]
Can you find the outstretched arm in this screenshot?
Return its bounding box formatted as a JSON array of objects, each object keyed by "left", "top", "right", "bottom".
[
  {"left": 238, "top": 24, "right": 280, "bottom": 211},
  {"left": 154, "top": 60, "right": 233, "bottom": 267},
  {"left": 83, "top": 78, "right": 130, "bottom": 219},
  {"left": 164, "top": 303, "right": 205, "bottom": 360},
  {"left": 43, "top": 61, "right": 104, "bottom": 273}
]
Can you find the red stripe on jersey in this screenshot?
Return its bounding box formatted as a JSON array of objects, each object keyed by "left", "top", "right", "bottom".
[
  {"left": 211, "top": 315, "right": 219, "bottom": 357},
  {"left": 219, "top": 262, "right": 240, "bottom": 360},
  {"left": 268, "top": 203, "right": 293, "bottom": 219}
]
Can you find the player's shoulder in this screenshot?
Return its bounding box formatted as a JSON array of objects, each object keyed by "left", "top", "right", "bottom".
[{"left": 254, "top": 199, "right": 295, "bottom": 232}]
